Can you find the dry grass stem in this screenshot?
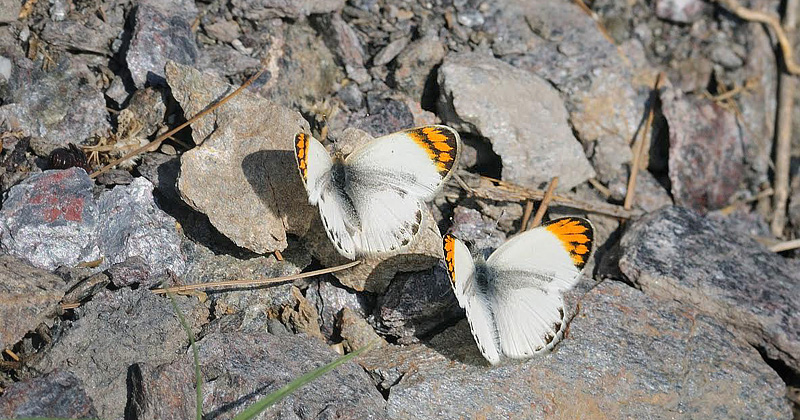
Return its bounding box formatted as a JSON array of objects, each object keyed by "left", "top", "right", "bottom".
[{"left": 528, "top": 177, "right": 559, "bottom": 229}]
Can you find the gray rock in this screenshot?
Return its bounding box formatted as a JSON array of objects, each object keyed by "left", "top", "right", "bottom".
[
  {"left": 619, "top": 206, "right": 800, "bottom": 374},
  {"left": 0, "top": 370, "right": 98, "bottom": 419},
  {"left": 106, "top": 256, "right": 152, "bottom": 288},
  {"left": 0, "top": 0, "right": 19, "bottom": 23},
  {"left": 0, "top": 57, "right": 110, "bottom": 155},
  {"left": 95, "top": 168, "right": 135, "bottom": 186},
  {"left": 661, "top": 85, "right": 745, "bottom": 212},
  {"left": 339, "top": 307, "right": 386, "bottom": 353},
  {"left": 137, "top": 152, "right": 181, "bottom": 203},
  {"left": 128, "top": 331, "right": 385, "bottom": 419},
  {"left": 606, "top": 169, "right": 673, "bottom": 213},
  {"left": 358, "top": 281, "right": 791, "bottom": 418},
  {"left": 590, "top": 134, "right": 633, "bottom": 183},
  {"left": 305, "top": 275, "right": 369, "bottom": 339},
  {"left": 336, "top": 82, "right": 365, "bottom": 110},
  {"left": 376, "top": 264, "right": 462, "bottom": 344},
  {"left": 372, "top": 36, "right": 409, "bottom": 66},
  {"left": 0, "top": 255, "right": 66, "bottom": 349},
  {"left": 203, "top": 19, "right": 241, "bottom": 44},
  {"left": 0, "top": 168, "right": 101, "bottom": 270},
  {"left": 194, "top": 44, "right": 262, "bottom": 80},
  {"left": 393, "top": 36, "right": 445, "bottom": 100},
  {"left": 127, "top": 0, "right": 199, "bottom": 88},
  {"left": 353, "top": 96, "right": 415, "bottom": 138},
  {"left": 447, "top": 206, "right": 506, "bottom": 252},
  {"left": 314, "top": 13, "right": 370, "bottom": 84},
  {"left": 231, "top": 0, "right": 345, "bottom": 20},
  {"left": 32, "top": 288, "right": 208, "bottom": 420},
  {"left": 97, "top": 177, "right": 186, "bottom": 276},
  {"left": 655, "top": 0, "right": 707, "bottom": 23},
  {"left": 167, "top": 61, "right": 316, "bottom": 254},
  {"left": 438, "top": 52, "right": 595, "bottom": 190},
  {"left": 40, "top": 15, "right": 119, "bottom": 56}
]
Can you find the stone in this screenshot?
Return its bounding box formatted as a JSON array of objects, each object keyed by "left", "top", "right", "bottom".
[
  {"left": 106, "top": 256, "right": 152, "bottom": 288},
  {"left": 0, "top": 168, "right": 101, "bottom": 270},
  {"left": 655, "top": 0, "right": 707, "bottom": 24},
  {"left": 0, "top": 370, "right": 98, "bottom": 419},
  {"left": 358, "top": 281, "right": 791, "bottom": 418},
  {"left": 661, "top": 85, "right": 745, "bottom": 212},
  {"left": 136, "top": 152, "right": 181, "bottom": 203},
  {"left": 194, "top": 44, "right": 261, "bottom": 80},
  {"left": 126, "top": 0, "right": 199, "bottom": 88},
  {"left": 619, "top": 206, "right": 800, "bottom": 374},
  {"left": 40, "top": 15, "right": 119, "bottom": 56},
  {"left": 373, "top": 36, "right": 410, "bottom": 66},
  {"left": 590, "top": 134, "right": 633, "bottom": 184},
  {"left": 167, "top": 61, "right": 316, "bottom": 254},
  {"left": 128, "top": 331, "right": 385, "bottom": 419},
  {"left": 393, "top": 36, "right": 445, "bottom": 101},
  {"left": 0, "top": 57, "right": 110, "bottom": 155},
  {"left": 203, "top": 19, "right": 241, "bottom": 44},
  {"left": 352, "top": 95, "right": 415, "bottom": 138},
  {"left": 447, "top": 206, "right": 506, "bottom": 253},
  {"left": 339, "top": 307, "right": 386, "bottom": 352},
  {"left": 0, "top": 255, "right": 66, "bottom": 349},
  {"left": 438, "top": 51, "right": 595, "bottom": 191},
  {"left": 230, "top": 0, "right": 345, "bottom": 20},
  {"left": 97, "top": 177, "right": 186, "bottom": 276},
  {"left": 0, "top": 0, "right": 20, "bottom": 23},
  {"left": 313, "top": 13, "right": 370, "bottom": 84},
  {"left": 305, "top": 275, "right": 369, "bottom": 339},
  {"left": 376, "top": 264, "right": 462, "bottom": 344},
  {"left": 32, "top": 288, "right": 209, "bottom": 420},
  {"left": 605, "top": 169, "right": 673, "bottom": 213}
]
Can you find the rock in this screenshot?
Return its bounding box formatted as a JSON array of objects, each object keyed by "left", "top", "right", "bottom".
[
  {"left": 447, "top": 206, "right": 506, "bottom": 253},
  {"left": 121, "top": 88, "right": 167, "bottom": 140},
  {"left": 336, "top": 82, "right": 365, "bottom": 110},
  {"left": 305, "top": 275, "right": 369, "bottom": 339},
  {"left": 655, "top": 0, "right": 707, "bottom": 24},
  {"left": 502, "top": 0, "right": 640, "bottom": 153},
  {"left": 40, "top": 15, "right": 119, "bottom": 56},
  {"left": 203, "top": 19, "right": 241, "bottom": 44},
  {"left": 339, "top": 307, "right": 386, "bottom": 352},
  {"left": 279, "top": 286, "right": 325, "bottom": 340},
  {"left": 0, "top": 57, "right": 110, "bottom": 155},
  {"left": 0, "top": 256, "right": 66, "bottom": 349},
  {"left": 373, "top": 36, "right": 409, "bottom": 66},
  {"left": 376, "top": 264, "right": 462, "bottom": 344},
  {"left": 353, "top": 95, "right": 415, "bottom": 137},
  {"left": 393, "top": 36, "right": 445, "bottom": 100},
  {"left": 0, "top": 168, "right": 101, "bottom": 270},
  {"left": 167, "top": 61, "right": 316, "bottom": 254},
  {"left": 438, "top": 51, "right": 595, "bottom": 190},
  {"left": 194, "top": 44, "right": 261, "bottom": 80},
  {"left": 95, "top": 168, "right": 134, "bottom": 186},
  {"left": 230, "top": 0, "right": 345, "bottom": 20},
  {"left": 136, "top": 152, "right": 181, "bottom": 203},
  {"left": 97, "top": 177, "right": 186, "bottom": 276},
  {"left": 32, "top": 288, "right": 209, "bottom": 420},
  {"left": 661, "top": 85, "right": 745, "bottom": 212},
  {"left": 358, "top": 281, "right": 791, "bottom": 418},
  {"left": 606, "top": 169, "right": 673, "bottom": 213},
  {"left": 313, "top": 13, "right": 370, "bottom": 84},
  {"left": 619, "top": 206, "right": 800, "bottom": 374},
  {"left": 590, "top": 134, "right": 633, "bottom": 184},
  {"left": 126, "top": 0, "right": 199, "bottom": 88},
  {"left": 0, "top": 0, "right": 20, "bottom": 23},
  {"left": 62, "top": 271, "right": 110, "bottom": 305},
  {"left": 128, "top": 331, "right": 385, "bottom": 419},
  {"left": 106, "top": 256, "right": 152, "bottom": 288},
  {"left": 0, "top": 370, "right": 98, "bottom": 419}
]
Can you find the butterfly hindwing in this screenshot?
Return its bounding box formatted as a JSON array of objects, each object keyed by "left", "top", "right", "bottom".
[{"left": 443, "top": 234, "right": 501, "bottom": 365}]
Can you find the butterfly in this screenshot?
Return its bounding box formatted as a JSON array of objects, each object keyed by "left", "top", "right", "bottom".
[
  {"left": 442, "top": 217, "right": 594, "bottom": 365},
  {"left": 294, "top": 125, "right": 462, "bottom": 259}
]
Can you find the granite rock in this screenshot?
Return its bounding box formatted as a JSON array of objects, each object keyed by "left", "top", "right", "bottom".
[
  {"left": 230, "top": 0, "right": 345, "bottom": 20},
  {"left": 0, "top": 370, "right": 97, "bottom": 419}
]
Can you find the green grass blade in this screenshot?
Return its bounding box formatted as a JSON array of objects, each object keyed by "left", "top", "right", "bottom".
[
  {"left": 167, "top": 293, "right": 203, "bottom": 420},
  {"left": 232, "top": 339, "right": 378, "bottom": 420}
]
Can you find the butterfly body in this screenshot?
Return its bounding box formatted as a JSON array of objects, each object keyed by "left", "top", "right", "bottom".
[
  {"left": 443, "top": 217, "right": 594, "bottom": 365},
  {"left": 295, "top": 125, "right": 461, "bottom": 259}
]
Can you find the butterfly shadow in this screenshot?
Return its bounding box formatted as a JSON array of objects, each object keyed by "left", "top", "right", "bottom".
[
  {"left": 418, "top": 318, "right": 491, "bottom": 367},
  {"left": 241, "top": 149, "right": 308, "bottom": 227}
]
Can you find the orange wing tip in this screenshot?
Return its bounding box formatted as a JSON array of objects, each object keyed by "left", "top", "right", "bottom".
[
  {"left": 544, "top": 217, "right": 594, "bottom": 269},
  {"left": 442, "top": 234, "right": 458, "bottom": 286},
  {"left": 294, "top": 133, "right": 309, "bottom": 180},
  {"left": 407, "top": 126, "right": 460, "bottom": 174}
]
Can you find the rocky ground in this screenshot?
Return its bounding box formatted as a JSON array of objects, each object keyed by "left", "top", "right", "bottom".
[{"left": 0, "top": 0, "right": 798, "bottom": 418}]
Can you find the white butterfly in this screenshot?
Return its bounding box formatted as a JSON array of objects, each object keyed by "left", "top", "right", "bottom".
[
  {"left": 295, "top": 125, "right": 462, "bottom": 260},
  {"left": 443, "top": 217, "right": 594, "bottom": 365}
]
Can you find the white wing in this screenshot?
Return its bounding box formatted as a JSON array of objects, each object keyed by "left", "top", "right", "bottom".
[
  {"left": 443, "top": 235, "right": 501, "bottom": 365},
  {"left": 294, "top": 133, "right": 358, "bottom": 259},
  {"left": 344, "top": 125, "right": 461, "bottom": 255},
  {"left": 485, "top": 217, "right": 594, "bottom": 359}
]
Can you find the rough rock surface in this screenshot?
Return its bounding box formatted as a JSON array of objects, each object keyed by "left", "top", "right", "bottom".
[
  {"left": 619, "top": 206, "right": 800, "bottom": 374},
  {"left": 438, "top": 52, "right": 595, "bottom": 190},
  {"left": 169, "top": 61, "right": 316, "bottom": 254},
  {"left": 0, "top": 168, "right": 100, "bottom": 270},
  {"left": 305, "top": 275, "right": 369, "bottom": 339},
  {"left": 0, "top": 370, "right": 98, "bottom": 419},
  {"left": 230, "top": 0, "right": 345, "bottom": 20},
  {"left": 127, "top": 0, "right": 199, "bottom": 88},
  {"left": 128, "top": 331, "right": 385, "bottom": 419},
  {"left": 359, "top": 281, "right": 791, "bottom": 419},
  {"left": 0, "top": 255, "right": 66, "bottom": 349},
  {"left": 661, "top": 86, "right": 745, "bottom": 212},
  {"left": 32, "top": 288, "right": 209, "bottom": 420}
]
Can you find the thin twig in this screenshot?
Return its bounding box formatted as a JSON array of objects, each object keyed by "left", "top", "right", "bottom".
[
  {"left": 90, "top": 66, "right": 268, "bottom": 179},
  {"left": 274, "top": 250, "right": 284, "bottom": 261},
  {"left": 151, "top": 261, "right": 360, "bottom": 295},
  {"left": 587, "top": 178, "right": 612, "bottom": 198},
  {"left": 769, "top": 238, "right": 800, "bottom": 252},
  {"left": 770, "top": 0, "right": 799, "bottom": 236},
  {"left": 714, "top": 0, "right": 800, "bottom": 75},
  {"left": 528, "top": 177, "right": 559, "bottom": 229},
  {"left": 624, "top": 73, "right": 663, "bottom": 211},
  {"left": 4, "top": 349, "right": 20, "bottom": 361},
  {"left": 60, "top": 302, "right": 81, "bottom": 310},
  {"left": 718, "top": 187, "right": 775, "bottom": 215},
  {"left": 519, "top": 200, "right": 534, "bottom": 234}
]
